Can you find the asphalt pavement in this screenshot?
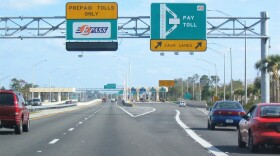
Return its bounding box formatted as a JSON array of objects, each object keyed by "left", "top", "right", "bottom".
[{"left": 1, "top": 101, "right": 280, "bottom": 156}]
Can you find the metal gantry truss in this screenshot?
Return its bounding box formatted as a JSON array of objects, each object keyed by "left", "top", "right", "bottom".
[
  {"left": 0, "top": 14, "right": 271, "bottom": 103},
  {"left": 0, "top": 15, "right": 269, "bottom": 39}
]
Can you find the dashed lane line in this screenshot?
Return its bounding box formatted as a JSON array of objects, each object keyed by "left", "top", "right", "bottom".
[{"left": 49, "top": 139, "right": 59, "bottom": 145}]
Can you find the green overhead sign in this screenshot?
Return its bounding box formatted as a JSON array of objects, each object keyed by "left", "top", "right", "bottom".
[
  {"left": 104, "top": 83, "right": 116, "bottom": 89},
  {"left": 150, "top": 3, "right": 207, "bottom": 52}
]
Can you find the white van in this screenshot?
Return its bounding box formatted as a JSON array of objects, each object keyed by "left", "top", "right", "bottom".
[{"left": 179, "top": 101, "right": 186, "bottom": 107}]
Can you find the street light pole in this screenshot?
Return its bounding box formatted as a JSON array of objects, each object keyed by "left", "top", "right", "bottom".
[
  {"left": 208, "top": 43, "right": 233, "bottom": 100},
  {"left": 244, "top": 21, "right": 248, "bottom": 105},
  {"left": 197, "top": 59, "right": 218, "bottom": 97},
  {"left": 208, "top": 48, "right": 226, "bottom": 100},
  {"left": 32, "top": 60, "right": 47, "bottom": 100},
  {"left": 0, "top": 75, "right": 11, "bottom": 90},
  {"left": 181, "top": 78, "right": 184, "bottom": 99},
  {"left": 114, "top": 55, "right": 131, "bottom": 102},
  {"left": 49, "top": 67, "right": 61, "bottom": 102}
]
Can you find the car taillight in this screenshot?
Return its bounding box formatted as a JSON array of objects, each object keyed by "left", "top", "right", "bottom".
[
  {"left": 213, "top": 110, "right": 222, "bottom": 115},
  {"left": 238, "top": 111, "right": 246, "bottom": 116},
  {"left": 14, "top": 107, "right": 20, "bottom": 116}
]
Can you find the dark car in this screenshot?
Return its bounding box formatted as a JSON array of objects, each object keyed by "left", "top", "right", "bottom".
[
  {"left": 0, "top": 90, "right": 30, "bottom": 134},
  {"left": 238, "top": 103, "right": 280, "bottom": 152},
  {"left": 207, "top": 101, "right": 245, "bottom": 130},
  {"left": 102, "top": 98, "right": 106, "bottom": 102}
]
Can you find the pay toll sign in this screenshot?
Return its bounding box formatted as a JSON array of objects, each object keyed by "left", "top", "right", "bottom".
[
  {"left": 66, "top": 2, "right": 118, "bottom": 20},
  {"left": 150, "top": 3, "right": 207, "bottom": 52}
]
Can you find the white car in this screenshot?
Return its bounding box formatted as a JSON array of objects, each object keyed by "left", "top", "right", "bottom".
[
  {"left": 179, "top": 101, "right": 186, "bottom": 107},
  {"left": 111, "top": 98, "right": 116, "bottom": 102}
]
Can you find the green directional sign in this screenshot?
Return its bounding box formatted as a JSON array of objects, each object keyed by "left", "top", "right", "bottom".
[
  {"left": 150, "top": 3, "right": 207, "bottom": 52},
  {"left": 184, "top": 93, "right": 192, "bottom": 100},
  {"left": 118, "top": 90, "right": 123, "bottom": 95},
  {"left": 104, "top": 83, "right": 116, "bottom": 89}
]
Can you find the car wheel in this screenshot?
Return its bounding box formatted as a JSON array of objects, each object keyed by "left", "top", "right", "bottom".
[
  {"left": 15, "top": 119, "right": 23, "bottom": 134},
  {"left": 210, "top": 122, "right": 215, "bottom": 130},
  {"left": 23, "top": 118, "right": 30, "bottom": 132},
  {"left": 248, "top": 132, "right": 258, "bottom": 152},
  {"left": 207, "top": 120, "right": 210, "bottom": 129},
  {"left": 238, "top": 131, "right": 246, "bottom": 148}
]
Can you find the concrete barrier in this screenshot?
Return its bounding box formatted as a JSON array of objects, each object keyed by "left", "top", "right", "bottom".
[
  {"left": 175, "top": 100, "right": 208, "bottom": 108},
  {"left": 27, "top": 103, "right": 77, "bottom": 112}
]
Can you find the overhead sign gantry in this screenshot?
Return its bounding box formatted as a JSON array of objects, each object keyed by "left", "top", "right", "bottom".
[
  {"left": 66, "top": 2, "right": 118, "bottom": 51},
  {"left": 150, "top": 3, "right": 207, "bottom": 52}
]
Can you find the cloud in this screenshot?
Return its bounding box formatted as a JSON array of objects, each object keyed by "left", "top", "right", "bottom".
[{"left": 0, "top": 0, "right": 57, "bottom": 10}]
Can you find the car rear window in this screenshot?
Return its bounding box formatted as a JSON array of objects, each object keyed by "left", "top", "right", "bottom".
[
  {"left": 260, "top": 105, "right": 280, "bottom": 117},
  {"left": 33, "top": 99, "right": 40, "bottom": 102},
  {"left": 0, "top": 93, "right": 14, "bottom": 106},
  {"left": 214, "top": 102, "right": 242, "bottom": 109}
]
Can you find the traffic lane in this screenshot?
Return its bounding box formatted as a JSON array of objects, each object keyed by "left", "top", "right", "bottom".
[
  {"left": 0, "top": 101, "right": 104, "bottom": 156},
  {"left": 179, "top": 106, "right": 280, "bottom": 155},
  {"left": 31, "top": 101, "right": 212, "bottom": 156},
  {"left": 133, "top": 102, "right": 280, "bottom": 155}
]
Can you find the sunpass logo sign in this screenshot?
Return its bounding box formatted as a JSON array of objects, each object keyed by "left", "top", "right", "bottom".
[
  {"left": 76, "top": 25, "right": 108, "bottom": 35},
  {"left": 73, "top": 22, "right": 111, "bottom": 38}
]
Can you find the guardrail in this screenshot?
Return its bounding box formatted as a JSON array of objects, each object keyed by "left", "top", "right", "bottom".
[{"left": 27, "top": 103, "right": 77, "bottom": 112}]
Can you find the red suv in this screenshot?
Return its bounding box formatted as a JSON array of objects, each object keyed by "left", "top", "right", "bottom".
[{"left": 0, "top": 90, "right": 30, "bottom": 134}]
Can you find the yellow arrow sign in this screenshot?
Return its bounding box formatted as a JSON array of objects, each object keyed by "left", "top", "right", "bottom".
[{"left": 150, "top": 40, "right": 207, "bottom": 52}]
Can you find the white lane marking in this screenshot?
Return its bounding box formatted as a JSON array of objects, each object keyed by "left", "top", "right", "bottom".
[
  {"left": 134, "top": 108, "right": 156, "bottom": 117},
  {"left": 49, "top": 139, "right": 60, "bottom": 144},
  {"left": 37, "top": 151, "right": 42, "bottom": 153},
  {"left": 196, "top": 108, "right": 208, "bottom": 115},
  {"left": 85, "top": 118, "right": 88, "bottom": 120},
  {"left": 116, "top": 102, "right": 156, "bottom": 117},
  {"left": 94, "top": 105, "right": 105, "bottom": 114},
  {"left": 79, "top": 122, "right": 83, "bottom": 124},
  {"left": 175, "top": 110, "right": 228, "bottom": 156},
  {"left": 116, "top": 102, "right": 134, "bottom": 117},
  {"left": 68, "top": 128, "right": 75, "bottom": 131}
]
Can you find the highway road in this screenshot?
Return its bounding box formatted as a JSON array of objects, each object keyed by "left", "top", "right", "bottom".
[{"left": 0, "top": 101, "right": 280, "bottom": 156}]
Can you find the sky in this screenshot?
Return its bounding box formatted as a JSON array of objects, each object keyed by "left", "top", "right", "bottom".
[{"left": 0, "top": 0, "right": 279, "bottom": 89}]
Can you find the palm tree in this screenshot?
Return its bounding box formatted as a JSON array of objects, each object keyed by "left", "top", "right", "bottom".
[{"left": 255, "top": 54, "right": 280, "bottom": 102}]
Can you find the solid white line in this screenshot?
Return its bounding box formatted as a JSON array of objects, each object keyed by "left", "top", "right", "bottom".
[
  {"left": 68, "top": 128, "right": 74, "bottom": 131},
  {"left": 134, "top": 108, "right": 156, "bottom": 117},
  {"left": 116, "top": 102, "right": 156, "bottom": 117},
  {"left": 196, "top": 108, "right": 208, "bottom": 115},
  {"left": 116, "top": 102, "right": 134, "bottom": 117},
  {"left": 49, "top": 139, "right": 59, "bottom": 144},
  {"left": 175, "top": 110, "right": 228, "bottom": 156}
]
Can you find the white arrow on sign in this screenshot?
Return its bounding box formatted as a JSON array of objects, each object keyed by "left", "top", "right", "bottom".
[{"left": 160, "top": 4, "right": 180, "bottom": 39}]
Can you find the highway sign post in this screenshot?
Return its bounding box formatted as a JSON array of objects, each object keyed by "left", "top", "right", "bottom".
[
  {"left": 150, "top": 3, "right": 206, "bottom": 52},
  {"left": 66, "top": 2, "right": 118, "bottom": 51}
]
